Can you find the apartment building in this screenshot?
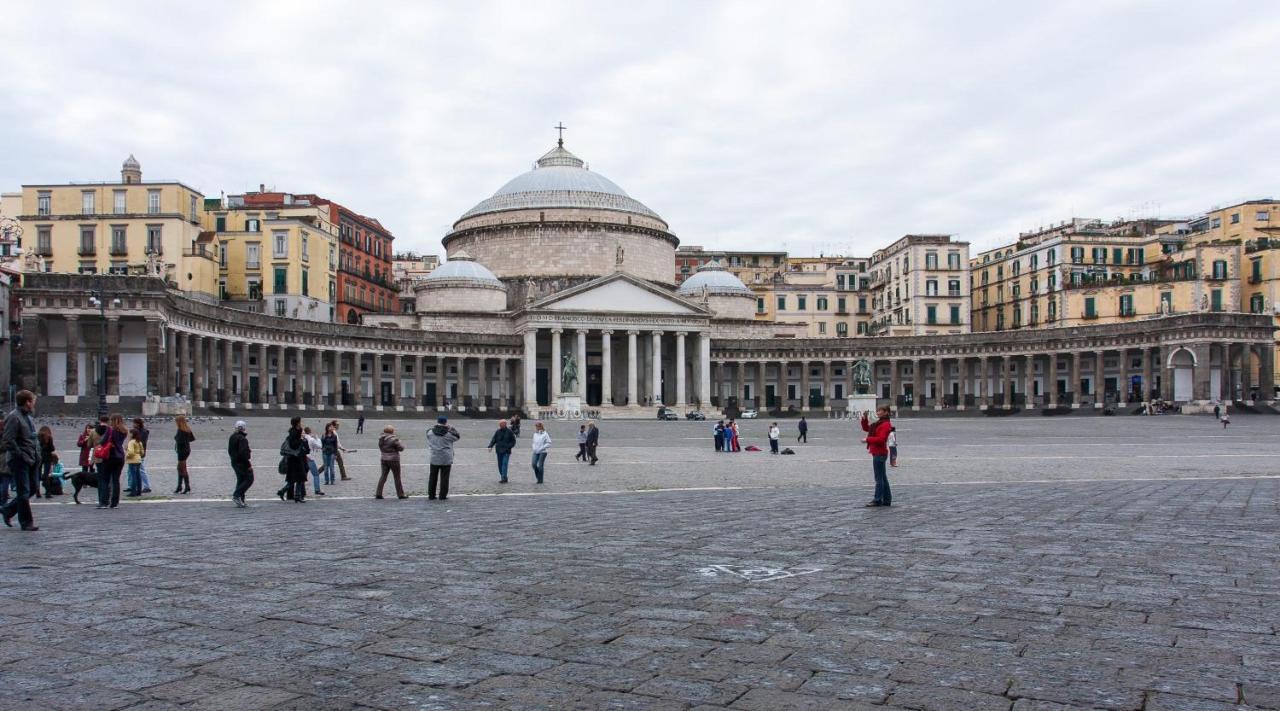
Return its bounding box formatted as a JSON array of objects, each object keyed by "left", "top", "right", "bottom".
[{"left": 868, "top": 234, "right": 970, "bottom": 336}]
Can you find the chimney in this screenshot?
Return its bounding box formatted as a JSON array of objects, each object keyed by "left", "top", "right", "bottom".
[{"left": 259, "top": 183, "right": 265, "bottom": 193}]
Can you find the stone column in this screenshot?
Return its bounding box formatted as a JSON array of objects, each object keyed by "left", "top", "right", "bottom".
[
  {"left": 413, "top": 355, "right": 424, "bottom": 408},
  {"left": 290, "top": 347, "right": 301, "bottom": 405},
  {"left": 142, "top": 320, "right": 160, "bottom": 398},
  {"left": 435, "top": 355, "right": 446, "bottom": 408},
  {"left": 221, "top": 339, "right": 233, "bottom": 403},
  {"left": 550, "top": 329, "right": 563, "bottom": 397},
  {"left": 1191, "top": 344, "right": 1212, "bottom": 401},
  {"left": 978, "top": 356, "right": 989, "bottom": 409},
  {"left": 651, "top": 331, "right": 664, "bottom": 405},
  {"left": 699, "top": 332, "right": 712, "bottom": 408},
  {"left": 822, "top": 361, "right": 832, "bottom": 410},
  {"left": 730, "top": 361, "right": 743, "bottom": 406},
  {"left": 1023, "top": 355, "right": 1034, "bottom": 408},
  {"left": 890, "top": 359, "right": 901, "bottom": 407},
  {"left": 176, "top": 332, "right": 189, "bottom": 396},
  {"left": 258, "top": 343, "right": 270, "bottom": 404},
  {"left": 1257, "top": 345, "right": 1275, "bottom": 400},
  {"left": 523, "top": 330, "right": 537, "bottom": 410},
  {"left": 674, "top": 332, "right": 687, "bottom": 407},
  {"left": 1094, "top": 350, "right": 1106, "bottom": 408},
  {"left": 1239, "top": 346, "right": 1253, "bottom": 402},
  {"left": 498, "top": 358, "right": 509, "bottom": 409},
  {"left": 845, "top": 360, "right": 854, "bottom": 402},
  {"left": 1143, "top": 347, "right": 1155, "bottom": 403},
  {"left": 1069, "top": 352, "right": 1082, "bottom": 408},
  {"left": 601, "top": 330, "right": 613, "bottom": 406},
  {"left": 455, "top": 356, "right": 466, "bottom": 406},
  {"left": 105, "top": 317, "right": 120, "bottom": 397},
  {"left": 911, "top": 358, "right": 923, "bottom": 410},
  {"left": 755, "top": 361, "right": 766, "bottom": 409},
  {"left": 239, "top": 342, "right": 250, "bottom": 403},
  {"left": 191, "top": 334, "right": 204, "bottom": 402},
  {"left": 165, "top": 328, "right": 177, "bottom": 396},
  {"left": 477, "top": 356, "right": 489, "bottom": 410},
  {"left": 627, "top": 330, "right": 639, "bottom": 406},
  {"left": 64, "top": 316, "right": 80, "bottom": 397},
  {"left": 799, "top": 360, "right": 810, "bottom": 411},
  {"left": 390, "top": 354, "right": 402, "bottom": 407},
  {"left": 328, "top": 350, "right": 339, "bottom": 406},
  {"left": 1006, "top": 357, "right": 1018, "bottom": 409},
  {"left": 1117, "top": 348, "right": 1129, "bottom": 405},
  {"left": 934, "top": 357, "right": 945, "bottom": 409},
  {"left": 1047, "top": 354, "right": 1059, "bottom": 408},
  {"left": 576, "top": 329, "right": 588, "bottom": 399}
]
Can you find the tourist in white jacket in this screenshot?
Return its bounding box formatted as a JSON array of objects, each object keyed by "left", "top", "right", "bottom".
[{"left": 531, "top": 422, "right": 551, "bottom": 484}]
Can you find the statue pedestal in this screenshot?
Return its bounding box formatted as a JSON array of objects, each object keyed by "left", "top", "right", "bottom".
[
  {"left": 555, "top": 393, "right": 583, "bottom": 416},
  {"left": 847, "top": 394, "right": 878, "bottom": 418}
]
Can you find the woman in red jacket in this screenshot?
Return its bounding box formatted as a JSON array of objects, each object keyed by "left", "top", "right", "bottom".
[{"left": 860, "top": 406, "right": 892, "bottom": 507}]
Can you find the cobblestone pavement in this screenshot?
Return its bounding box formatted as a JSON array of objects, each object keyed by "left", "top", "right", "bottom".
[{"left": 4, "top": 473, "right": 1279, "bottom": 709}]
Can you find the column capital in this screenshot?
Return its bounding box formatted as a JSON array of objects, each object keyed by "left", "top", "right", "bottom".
[
  {"left": 600, "top": 329, "right": 614, "bottom": 335},
  {"left": 550, "top": 327, "right": 564, "bottom": 335},
  {"left": 651, "top": 330, "right": 665, "bottom": 336},
  {"left": 64, "top": 314, "right": 79, "bottom": 321},
  {"left": 575, "top": 328, "right": 589, "bottom": 335},
  {"left": 674, "top": 331, "right": 688, "bottom": 337},
  {"left": 627, "top": 329, "right": 641, "bottom": 335}
]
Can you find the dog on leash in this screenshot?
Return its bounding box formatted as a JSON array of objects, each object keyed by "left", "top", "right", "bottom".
[{"left": 62, "top": 470, "right": 100, "bottom": 504}]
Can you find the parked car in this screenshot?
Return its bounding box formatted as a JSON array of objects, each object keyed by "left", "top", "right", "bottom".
[
  {"left": 740, "top": 409, "right": 758, "bottom": 419},
  {"left": 685, "top": 411, "right": 706, "bottom": 420},
  {"left": 657, "top": 407, "right": 680, "bottom": 420}
]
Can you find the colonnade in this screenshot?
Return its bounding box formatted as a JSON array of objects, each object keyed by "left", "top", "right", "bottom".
[{"left": 711, "top": 342, "right": 1275, "bottom": 411}]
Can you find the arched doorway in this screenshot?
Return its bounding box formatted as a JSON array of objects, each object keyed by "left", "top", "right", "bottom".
[
  {"left": 1169, "top": 348, "right": 1195, "bottom": 401},
  {"left": 346, "top": 310, "right": 360, "bottom": 325}
]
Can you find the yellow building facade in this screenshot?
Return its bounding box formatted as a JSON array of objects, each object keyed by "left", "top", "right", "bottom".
[
  {"left": 17, "top": 156, "right": 216, "bottom": 299},
  {"left": 205, "top": 197, "right": 339, "bottom": 323}
]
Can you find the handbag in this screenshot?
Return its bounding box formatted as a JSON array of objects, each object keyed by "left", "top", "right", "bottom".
[
  {"left": 278, "top": 457, "right": 288, "bottom": 475},
  {"left": 92, "top": 440, "right": 113, "bottom": 463}
]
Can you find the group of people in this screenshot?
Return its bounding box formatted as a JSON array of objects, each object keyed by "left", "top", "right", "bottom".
[
  {"left": 487, "top": 415, "right": 558, "bottom": 483},
  {"left": 713, "top": 420, "right": 741, "bottom": 452}
]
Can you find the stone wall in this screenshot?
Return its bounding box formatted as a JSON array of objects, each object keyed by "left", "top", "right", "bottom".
[
  {"left": 416, "top": 312, "right": 514, "bottom": 335},
  {"left": 445, "top": 222, "right": 677, "bottom": 284},
  {"left": 414, "top": 283, "right": 507, "bottom": 313},
  {"left": 452, "top": 206, "right": 669, "bottom": 235},
  {"left": 707, "top": 293, "right": 757, "bottom": 320}
]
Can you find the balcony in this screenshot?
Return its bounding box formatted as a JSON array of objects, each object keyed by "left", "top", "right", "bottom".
[
  {"left": 77, "top": 246, "right": 96, "bottom": 257},
  {"left": 109, "top": 244, "right": 129, "bottom": 256},
  {"left": 35, "top": 246, "right": 53, "bottom": 257},
  {"left": 1083, "top": 312, "right": 1099, "bottom": 320},
  {"left": 183, "top": 247, "right": 217, "bottom": 261},
  {"left": 1249, "top": 275, "right": 1263, "bottom": 284},
  {"left": 1118, "top": 309, "right": 1137, "bottom": 318},
  {"left": 145, "top": 245, "right": 164, "bottom": 257}
]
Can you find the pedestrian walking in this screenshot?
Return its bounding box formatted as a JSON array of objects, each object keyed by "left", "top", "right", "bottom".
[
  {"left": 797, "top": 416, "right": 808, "bottom": 443},
  {"left": 509, "top": 414, "right": 522, "bottom": 438},
  {"left": 1, "top": 390, "right": 41, "bottom": 531},
  {"left": 37, "top": 425, "right": 57, "bottom": 498},
  {"left": 318, "top": 420, "right": 352, "bottom": 481},
  {"left": 356, "top": 414, "right": 366, "bottom": 434},
  {"left": 1221, "top": 407, "right": 1231, "bottom": 429},
  {"left": 713, "top": 421, "right": 724, "bottom": 452},
  {"left": 860, "top": 407, "right": 892, "bottom": 507},
  {"left": 1213, "top": 403, "right": 1221, "bottom": 420},
  {"left": 376, "top": 425, "right": 407, "bottom": 499},
  {"left": 173, "top": 415, "right": 195, "bottom": 494},
  {"left": 575, "top": 425, "right": 588, "bottom": 461},
  {"left": 303, "top": 426, "right": 325, "bottom": 496},
  {"left": 277, "top": 417, "right": 309, "bottom": 503},
  {"left": 96, "top": 414, "right": 128, "bottom": 509},
  {"left": 228, "top": 421, "right": 253, "bottom": 507},
  {"left": 125, "top": 428, "right": 145, "bottom": 497},
  {"left": 531, "top": 421, "right": 551, "bottom": 483},
  {"left": 320, "top": 423, "right": 339, "bottom": 487},
  {"left": 768, "top": 422, "right": 780, "bottom": 454},
  {"left": 888, "top": 425, "right": 899, "bottom": 467},
  {"left": 727, "top": 419, "right": 740, "bottom": 452},
  {"left": 426, "top": 416, "right": 460, "bottom": 500},
  {"left": 487, "top": 420, "right": 516, "bottom": 483},
  {"left": 585, "top": 421, "right": 600, "bottom": 465},
  {"left": 77, "top": 424, "right": 95, "bottom": 477},
  {"left": 132, "top": 418, "right": 152, "bottom": 493}
]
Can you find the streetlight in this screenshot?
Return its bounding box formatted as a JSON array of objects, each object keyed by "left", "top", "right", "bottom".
[{"left": 88, "top": 280, "right": 121, "bottom": 418}]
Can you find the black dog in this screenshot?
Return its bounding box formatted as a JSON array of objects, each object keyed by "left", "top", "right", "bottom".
[{"left": 63, "top": 470, "right": 99, "bottom": 504}]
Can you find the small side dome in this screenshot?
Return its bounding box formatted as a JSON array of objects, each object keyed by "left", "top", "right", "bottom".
[
  {"left": 123, "top": 154, "right": 141, "bottom": 170},
  {"left": 678, "top": 260, "right": 752, "bottom": 296},
  {"left": 422, "top": 251, "right": 503, "bottom": 287}
]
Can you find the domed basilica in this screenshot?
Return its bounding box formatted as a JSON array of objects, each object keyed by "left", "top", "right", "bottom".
[{"left": 368, "top": 138, "right": 765, "bottom": 410}]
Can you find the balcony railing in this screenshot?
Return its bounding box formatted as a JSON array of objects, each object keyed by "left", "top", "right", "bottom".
[
  {"left": 1083, "top": 312, "right": 1099, "bottom": 320},
  {"left": 1248, "top": 275, "right": 1263, "bottom": 284},
  {"left": 35, "top": 246, "right": 53, "bottom": 257},
  {"left": 77, "top": 246, "right": 96, "bottom": 257},
  {"left": 109, "top": 244, "right": 129, "bottom": 256}
]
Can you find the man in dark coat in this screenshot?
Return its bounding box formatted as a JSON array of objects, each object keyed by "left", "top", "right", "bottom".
[
  {"left": 486, "top": 420, "right": 517, "bottom": 483},
  {"left": 585, "top": 421, "right": 600, "bottom": 465},
  {"left": 228, "top": 420, "right": 253, "bottom": 507},
  {"left": 1, "top": 390, "right": 40, "bottom": 531}
]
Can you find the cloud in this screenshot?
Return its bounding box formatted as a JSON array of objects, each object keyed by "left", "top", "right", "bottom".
[{"left": 0, "top": 0, "right": 1276, "bottom": 258}]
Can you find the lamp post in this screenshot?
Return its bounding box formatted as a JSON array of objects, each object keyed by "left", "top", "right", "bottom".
[{"left": 88, "top": 279, "right": 120, "bottom": 418}]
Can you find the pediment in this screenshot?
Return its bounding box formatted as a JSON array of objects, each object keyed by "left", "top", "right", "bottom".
[{"left": 531, "top": 272, "right": 707, "bottom": 315}]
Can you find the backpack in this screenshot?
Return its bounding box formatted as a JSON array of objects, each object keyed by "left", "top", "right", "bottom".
[{"left": 780, "top": 447, "right": 796, "bottom": 455}]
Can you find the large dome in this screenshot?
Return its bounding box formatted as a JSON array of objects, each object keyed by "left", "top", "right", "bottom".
[
  {"left": 457, "top": 144, "right": 663, "bottom": 223},
  {"left": 678, "top": 260, "right": 752, "bottom": 296}
]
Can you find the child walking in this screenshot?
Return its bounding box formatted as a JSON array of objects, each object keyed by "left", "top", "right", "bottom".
[
  {"left": 887, "top": 425, "right": 898, "bottom": 467},
  {"left": 575, "top": 425, "right": 588, "bottom": 462}
]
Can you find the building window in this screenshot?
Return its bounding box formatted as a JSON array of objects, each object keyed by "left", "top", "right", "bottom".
[
  {"left": 1119, "top": 294, "right": 1134, "bottom": 316},
  {"left": 81, "top": 191, "right": 95, "bottom": 215},
  {"left": 797, "top": 296, "right": 807, "bottom": 310},
  {"left": 777, "top": 295, "right": 786, "bottom": 311},
  {"left": 836, "top": 322, "right": 848, "bottom": 337},
  {"left": 329, "top": 245, "right": 337, "bottom": 269},
  {"left": 1030, "top": 304, "right": 1039, "bottom": 324},
  {"left": 1048, "top": 301, "right": 1057, "bottom": 321},
  {"left": 1259, "top": 211, "right": 1271, "bottom": 221},
  {"left": 301, "top": 234, "right": 309, "bottom": 261},
  {"left": 275, "top": 299, "right": 287, "bottom": 317},
  {"left": 1012, "top": 261, "right": 1020, "bottom": 276},
  {"left": 110, "top": 226, "right": 126, "bottom": 255},
  {"left": 219, "top": 244, "right": 227, "bottom": 267},
  {"left": 36, "top": 226, "right": 52, "bottom": 255},
  {"left": 1231, "top": 212, "right": 1240, "bottom": 224},
  {"left": 245, "top": 218, "right": 260, "bottom": 232},
  {"left": 1013, "top": 307, "right": 1022, "bottom": 327},
  {"left": 215, "top": 216, "right": 227, "bottom": 232},
  {"left": 1071, "top": 247, "right": 1084, "bottom": 264},
  {"left": 1030, "top": 277, "right": 1038, "bottom": 293},
  {"left": 219, "top": 279, "right": 227, "bottom": 300},
  {"left": 996, "top": 311, "right": 1004, "bottom": 330},
  {"left": 1211, "top": 217, "right": 1221, "bottom": 228},
  {"left": 1030, "top": 254, "right": 1039, "bottom": 270},
  {"left": 273, "top": 231, "right": 288, "bottom": 258},
  {"left": 113, "top": 190, "right": 127, "bottom": 214},
  {"left": 818, "top": 322, "right": 826, "bottom": 334},
  {"left": 756, "top": 297, "right": 765, "bottom": 313},
  {"left": 1048, "top": 273, "right": 1056, "bottom": 290},
  {"left": 925, "top": 253, "right": 938, "bottom": 270},
  {"left": 926, "top": 305, "right": 937, "bottom": 324},
  {"left": 816, "top": 296, "right": 828, "bottom": 310},
  {"left": 108, "top": 262, "right": 127, "bottom": 275},
  {"left": 189, "top": 194, "right": 198, "bottom": 221},
  {"left": 146, "top": 225, "right": 162, "bottom": 254},
  {"left": 148, "top": 190, "right": 160, "bottom": 214},
  {"left": 858, "top": 296, "right": 866, "bottom": 312},
  {"left": 1092, "top": 247, "right": 1107, "bottom": 264},
  {"left": 79, "top": 226, "right": 95, "bottom": 255},
  {"left": 248, "top": 280, "right": 261, "bottom": 300},
  {"left": 1084, "top": 297, "right": 1097, "bottom": 318},
  {"left": 302, "top": 270, "right": 309, "bottom": 296},
  {"left": 1160, "top": 291, "right": 1173, "bottom": 314},
  {"left": 925, "top": 279, "right": 938, "bottom": 296},
  {"left": 1112, "top": 248, "right": 1123, "bottom": 265},
  {"left": 1251, "top": 293, "right": 1265, "bottom": 313},
  {"left": 837, "top": 296, "right": 846, "bottom": 312},
  {"left": 1210, "top": 289, "right": 1223, "bottom": 311},
  {"left": 949, "top": 304, "right": 960, "bottom": 325},
  {"left": 329, "top": 280, "right": 336, "bottom": 302},
  {"left": 246, "top": 243, "right": 260, "bottom": 269},
  {"left": 947, "top": 252, "right": 960, "bottom": 269},
  {"left": 78, "top": 263, "right": 97, "bottom": 274},
  {"left": 37, "top": 191, "right": 51, "bottom": 215},
  {"left": 274, "top": 266, "right": 287, "bottom": 293},
  {"left": 1212, "top": 260, "right": 1227, "bottom": 280}
]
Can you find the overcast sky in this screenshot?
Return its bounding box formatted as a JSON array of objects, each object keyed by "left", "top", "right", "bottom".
[{"left": 2, "top": 1, "right": 1277, "bottom": 258}]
